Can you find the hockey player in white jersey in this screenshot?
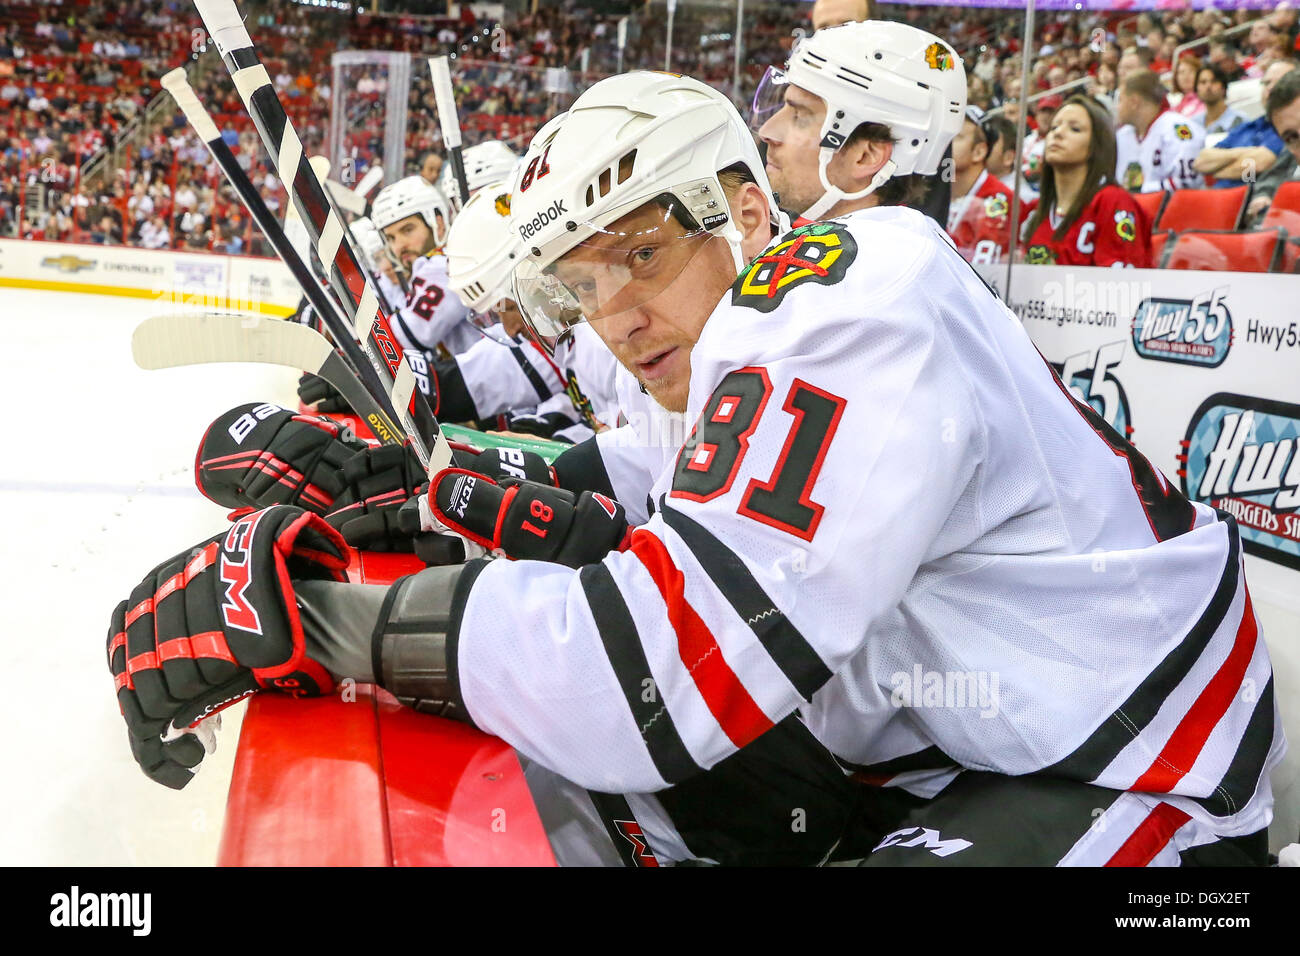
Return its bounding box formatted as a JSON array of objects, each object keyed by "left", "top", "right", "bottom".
[
  {"left": 369, "top": 175, "right": 479, "bottom": 356},
  {"left": 1115, "top": 69, "right": 1205, "bottom": 193},
  {"left": 107, "top": 46, "right": 1283, "bottom": 866}
]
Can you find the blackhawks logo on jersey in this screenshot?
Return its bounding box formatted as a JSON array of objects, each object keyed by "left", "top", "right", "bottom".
[
  {"left": 983, "top": 193, "right": 1009, "bottom": 220},
  {"left": 1114, "top": 209, "right": 1136, "bottom": 242},
  {"left": 1174, "top": 123, "right": 1193, "bottom": 141},
  {"left": 924, "top": 41, "right": 955, "bottom": 71},
  {"left": 494, "top": 193, "right": 511, "bottom": 217},
  {"left": 1122, "top": 161, "right": 1144, "bottom": 191},
  {"left": 565, "top": 369, "right": 605, "bottom": 432},
  {"left": 732, "top": 221, "right": 858, "bottom": 313},
  {"left": 1025, "top": 244, "right": 1055, "bottom": 265}
]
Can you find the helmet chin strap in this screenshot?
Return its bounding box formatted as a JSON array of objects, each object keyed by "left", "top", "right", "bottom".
[
  {"left": 800, "top": 147, "right": 897, "bottom": 222},
  {"left": 721, "top": 223, "right": 747, "bottom": 275}
]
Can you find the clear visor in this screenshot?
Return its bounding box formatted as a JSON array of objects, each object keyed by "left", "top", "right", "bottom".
[
  {"left": 466, "top": 297, "right": 529, "bottom": 343},
  {"left": 514, "top": 195, "right": 714, "bottom": 354},
  {"left": 749, "top": 66, "right": 792, "bottom": 136}
]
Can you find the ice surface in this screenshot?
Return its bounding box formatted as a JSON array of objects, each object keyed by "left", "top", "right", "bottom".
[{"left": 0, "top": 288, "right": 299, "bottom": 865}]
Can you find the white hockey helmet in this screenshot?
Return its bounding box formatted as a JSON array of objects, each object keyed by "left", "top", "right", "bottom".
[
  {"left": 509, "top": 71, "right": 785, "bottom": 352},
  {"left": 348, "top": 217, "right": 386, "bottom": 271},
  {"left": 439, "top": 139, "right": 520, "bottom": 210},
  {"left": 751, "top": 20, "right": 967, "bottom": 219},
  {"left": 444, "top": 181, "right": 522, "bottom": 328},
  {"left": 370, "top": 174, "right": 453, "bottom": 249}
]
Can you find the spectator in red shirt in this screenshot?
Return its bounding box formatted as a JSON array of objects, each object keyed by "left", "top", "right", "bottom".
[{"left": 1023, "top": 96, "right": 1152, "bottom": 268}]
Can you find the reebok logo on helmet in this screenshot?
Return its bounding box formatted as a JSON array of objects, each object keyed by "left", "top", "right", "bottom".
[{"left": 518, "top": 200, "right": 568, "bottom": 241}]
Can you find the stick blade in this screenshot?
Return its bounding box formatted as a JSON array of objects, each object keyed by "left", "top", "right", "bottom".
[{"left": 132, "top": 312, "right": 332, "bottom": 372}]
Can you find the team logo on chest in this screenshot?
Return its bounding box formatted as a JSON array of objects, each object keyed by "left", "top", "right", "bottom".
[
  {"left": 1174, "top": 123, "right": 1193, "bottom": 141},
  {"left": 1114, "top": 209, "right": 1137, "bottom": 242},
  {"left": 1122, "top": 161, "right": 1144, "bottom": 191},
  {"left": 983, "top": 193, "right": 1008, "bottom": 220},
  {"left": 731, "top": 222, "right": 857, "bottom": 313}
]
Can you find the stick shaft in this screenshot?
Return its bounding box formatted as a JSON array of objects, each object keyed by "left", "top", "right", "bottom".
[
  {"left": 161, "top": 67, "right": 406, "bottom": 444},
  {"left": 194, "top": 0, "right": 449, "bottom": 472}
]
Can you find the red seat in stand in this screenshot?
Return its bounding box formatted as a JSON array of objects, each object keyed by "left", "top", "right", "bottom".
[{"left": 1157, "top": 185, "right": 1251, "bottom": 232}]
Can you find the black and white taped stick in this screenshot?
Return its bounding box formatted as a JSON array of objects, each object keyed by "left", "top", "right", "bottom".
[
  {"left": 157, "top": 68, "right": 406, "bottom": 441},
  {"left": 429, "top": 56, "right": 469, "bottom": 207},
  {"left": 131, "top": 312, "right": 405, "bottom": 448},
  {"left": 194, "top": 0, "right": 451, "bottom": 474}
]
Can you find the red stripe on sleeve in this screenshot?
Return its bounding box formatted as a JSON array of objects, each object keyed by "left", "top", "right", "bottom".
[
  {"left": 627, "top": 530, "right": 774, "bottom": 749},
  {"left": 1130, "top": 584, "right": 1260, "bottom": 794},
  {"left": 1104, "top": 803, "right": 1190, "bottom": 867}
]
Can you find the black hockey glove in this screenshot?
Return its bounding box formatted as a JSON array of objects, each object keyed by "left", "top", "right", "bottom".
[
  {"left": 297, "top": 371, "right": 352, "bottom": 414},
  {"left": 428, "top": 469, "right": 629, "bottom": 567},
  {"left": 196, "top": 403, "right": 367, "bottom": 513},
  {"left": 106, "top": 506, "right": 349, "bottom": 789},
  {"left": 465, "top": 446, "right": 557, "bottom": 486},
  {"left": 323, "top": 444, "right": 427, "bottom": 552},
  {"left": 504, "top": 410, "right": 576, "bottom": 442}
]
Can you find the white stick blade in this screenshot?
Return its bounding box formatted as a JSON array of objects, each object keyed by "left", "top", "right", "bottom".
[{"left": 132, "top": 312, "right": 332, "bottom": 372}]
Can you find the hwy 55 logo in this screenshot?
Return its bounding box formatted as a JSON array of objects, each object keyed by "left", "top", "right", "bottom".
[
  {"left": 1053, "top": 340, "right": 1133, "bottom": 438},
  {"left": 1131, "top": 286, "right": 1232, "bottom": 368},
  {"left": 1181, "top": 394, "right": 1300, "bottom": 571}
]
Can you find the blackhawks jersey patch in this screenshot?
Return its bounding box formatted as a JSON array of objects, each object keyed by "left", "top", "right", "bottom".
[
  {"left": 1025, "top": 244, "right": 1056, "bottom": 265},
  {"left": 565, "top": 368, "right": 604, "bottom": 431},
  {"left": 1174, "top": 123, "right": 1193, "bottom": 141},
  {"left": 1114, "top": 209, "right": 1136, "bottom": 242},
  {"left": 1122, "top": 161, "right": 1144, "bottom": 191},
  {"left": 983, "top": 193, "right": 1009, "bottom": 220},
  {"left": 494, "top": 193, "right": 511, "bottom": 217},
  {"left": 732, "top": 221, "right": 858, "bottom": 313}
]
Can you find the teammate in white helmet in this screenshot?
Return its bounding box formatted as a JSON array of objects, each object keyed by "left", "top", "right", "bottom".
[
  {"left": 420, "top": 181, "right": 577, "bottom": 435},
  {"left": 439, "top": 139, "right": 520, "bottom": 213},
  {"left": 109, "top": 33, "right": 1283, "bottom": 868},
  {"left": 369, "top": 174, "right": 479, "bottom": 356},
  {"left": 750, "top": 20, "right": 965, "bottom": 223}
]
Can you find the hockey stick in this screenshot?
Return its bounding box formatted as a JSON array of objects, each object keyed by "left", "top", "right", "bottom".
[
  {"left": 194, "top": 0, "right": 451, "bottom": 474},
  {"left": 131, "top": 312, "right": 404, "bottom": 447},
  {"left": 161, "top": 68, "right": 405, "bottom": 445},
  {"left": 429, "top": 56, "right": 470, "bottom": 208}
]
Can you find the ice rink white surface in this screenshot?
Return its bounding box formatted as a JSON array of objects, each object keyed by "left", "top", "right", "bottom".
[
  {"left": 1, "top": 286, "right": 1296, "bottom": 865},
  {"left": 0, "top": 287, "right": 299, "bottom": 865}
]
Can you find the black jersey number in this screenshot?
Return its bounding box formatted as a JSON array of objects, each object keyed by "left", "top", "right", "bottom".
[
  {"left": 672, "top": 367, "right": 846, "bottom": 541},
  {"left": 409, "top": 276, "right": 445, "bottom": 320}
]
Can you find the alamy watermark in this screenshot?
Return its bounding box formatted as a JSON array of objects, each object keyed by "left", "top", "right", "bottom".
[{"left": 890, "top": 664, "right": 1000, "bottom": 719}]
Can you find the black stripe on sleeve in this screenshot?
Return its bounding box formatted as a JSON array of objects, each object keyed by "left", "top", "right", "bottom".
[
  {"left": 1192, "top": 676, "right": 1278, "bottom": 819},
  {"left": 659, "top": 501, "right": 832, "bottom": 700},
  {"left": 1043, "top": 518, "right": 1241, "bottom": 783},
  {"left": 579, "top": 563, "right": 703, "bottom": 786},
  {"left": 833, "top": 745, "right": 958, "bottom": 779},
  {"left": 552, "top": 436, "right": 617, "bottom": 499},
  {"left": 508, "top": 343, "right": 555, "bottom": 403},
  {"left": 432, "top": 356, "right": 477, "bottom": 422}
]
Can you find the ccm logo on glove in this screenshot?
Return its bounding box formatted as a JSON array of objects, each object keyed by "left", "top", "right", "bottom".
[{"left": 220, "top": 513, "right": 264, "bottom": 634}]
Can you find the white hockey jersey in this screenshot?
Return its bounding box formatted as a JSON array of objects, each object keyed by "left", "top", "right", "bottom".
[
  {"left": 454, "top": 209, "right": 1282, "bottom": 847},
  {"left": 453, "top": 326, "right": 567, "bottom": 421},
  {"left": 390, "top": 252, "right": 479, "bottom": 356},
  {"left": 554, "top": 324, "right": 622, "bottom": 436},
  {"left": 1116, "top": 110, "right": 1205, "bottom": 193}
]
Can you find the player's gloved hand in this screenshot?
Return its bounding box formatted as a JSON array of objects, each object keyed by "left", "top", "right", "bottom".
[
  {"left": 503, "top": 410, "right": 575, "bottom": 440},
  {"left": 106, "top": 506, "right": 349, "bottom": 789},
  {"left": 297, "top": 371, "right": 352, "bottom": 414},
  {"left": 196, "top": 402, "right": 366, "bottom": 514},
  {"left": 427, "top": 469, "right": 628, "bottom": 567},
  {"left": 324, "top": 443, "right": 426, "bottom": 552},
  {"left": 464, "top": 446, "right": 557, "bottom": 486}
]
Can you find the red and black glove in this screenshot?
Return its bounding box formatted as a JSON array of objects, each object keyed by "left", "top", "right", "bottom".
[
  {"left": 429, "top": 469, "right": 629, "bottom": 567},
  {"left": 323, "top": 444, "right": 427, "bottom": 552},
  {"left": 195, "top": 402, "right": 367, "bottom": 514},
  {"left": 106, "top": 506, "right": 349, "bottom": 789}
]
